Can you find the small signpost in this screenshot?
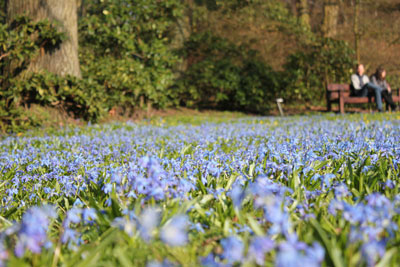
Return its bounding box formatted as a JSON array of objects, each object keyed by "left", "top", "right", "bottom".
[{"left": 276, "top": 98, "right": 284, "bottom": 116}]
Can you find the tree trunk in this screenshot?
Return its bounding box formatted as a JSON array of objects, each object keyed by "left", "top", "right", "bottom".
[
  {"left": 322, "top": 0, "right": 339, "bottom": 38},
  {"left": 170, "top": 0, "right": 193, "bottom": 74},
  {"left": 296, "top": 0, "right": 310, "bottom": 30},
  {"left": 6, "top": 0, "right": 81, "bottom": 77},
  {"left": 353, "top": 0, "right": 361, "bottom": 63}
]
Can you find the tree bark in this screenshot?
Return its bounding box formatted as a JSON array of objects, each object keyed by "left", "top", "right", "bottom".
[
  {"left": 296, "top": 0, "right": 310, "bottom": 30},
  {"left": 322, "top": 0, "right": 339, "bottom": 38},
  {"left": 6, "top": 0, "right": 81, "bottom": 77},
  {"left": 353, "top": 0, "right": 361, "bottom": 63},
  {"left": 170, "top": 0, "right": 193, "bottom": 74}
]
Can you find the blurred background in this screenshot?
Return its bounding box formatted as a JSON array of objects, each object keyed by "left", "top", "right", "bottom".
[{"left": 1, "top": 0, "right": 400, "bottom": 132}]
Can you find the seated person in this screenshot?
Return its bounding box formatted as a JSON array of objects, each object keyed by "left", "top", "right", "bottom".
[
  {"left": 371, "top": 67, "right": 397, "bottom": 111},
  {"left": 351, "top": 64, "right": 383, "bottom": 112}
]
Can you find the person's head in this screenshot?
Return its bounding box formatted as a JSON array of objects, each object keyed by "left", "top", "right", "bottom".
[
  {"left": 375, "top": 66, "right": 386, "bottom": 80},
  {"left": 356, "top": 64, "right": 365, "bottom": 76}
]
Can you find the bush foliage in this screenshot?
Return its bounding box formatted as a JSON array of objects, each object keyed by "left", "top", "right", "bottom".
[
  {"left": 0, "top": 16, "right": 65, "bottom": 132},
  {"left": 176, "top": 32, "right": 280, "bottom": 114},
  {"left": 78, "top": 0, "right": 183, "bottom": 111}
]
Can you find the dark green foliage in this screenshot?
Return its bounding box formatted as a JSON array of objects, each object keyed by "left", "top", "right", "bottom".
[
  {"left": 0, "top": 16, "right": 66, "bottom": 132},
  {"left": 0, "top": 16, "right": 105, "bottom": 133},
  {"left": 0, "top": 1, "right": 5, "bottom": 24},
  {"left": 10, "top": 72, "right": 104, "bottom": 120},
  {"left": 176, "top": 32, "right": 279, "bottom": 113},
  {"left": 283, "top": 38, "right": 355, "bottom": 103},
  {"left": 79, "top": 0, "right": 183, "bottom": 111}
]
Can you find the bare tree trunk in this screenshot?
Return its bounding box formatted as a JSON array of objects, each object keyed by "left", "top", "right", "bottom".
[
  {"left": 296, "top": 0, "right": 310, "bottom": 30},
  {"left": 6, "top": 0, "right": 81, "bottom": 77},
  {"left": 353, "top": 0, "right": 361, "bottom": 63},
  {"left": 322, "top": 0, "right": 339, "bottom": 38},
  {"left": 170, "top": 0, "right": 193, "bottom": 74}
]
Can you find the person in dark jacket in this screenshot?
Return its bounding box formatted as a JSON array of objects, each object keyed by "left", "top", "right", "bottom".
[
  {"left": 371, "top": 66, "right": 397, "bottom": 111},
  {"left": 351, "top": 64, "right": 383, "bottom": 112}
]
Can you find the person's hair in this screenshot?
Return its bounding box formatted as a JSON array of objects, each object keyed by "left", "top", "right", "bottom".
[{"left": 375, "top": 66, "right": 385, "bottom": 80}]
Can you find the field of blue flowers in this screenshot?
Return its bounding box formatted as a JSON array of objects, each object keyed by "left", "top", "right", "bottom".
[{"left": 1, "top": 114, "right": 400, "bottom": 266}]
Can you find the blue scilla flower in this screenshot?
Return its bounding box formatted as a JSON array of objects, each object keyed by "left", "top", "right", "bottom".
[
  {"left": 220, "top": 236, "right": 244, "bottom": 264},
  {"left": 229, "top": 183, "right": 247, "bottom": 208},
  {"left": 14, "top": 205, "right": 57, "bottom": 257},
  {"left": 276, "top": 240, "right": 324, "bottom": 267},
  {"left": 333, "top": 183, "right": 350, "bottom": 198},
  {"left": 190, "top": 222, "right": 205, "bottom": 233},
  {"left": 112, "top": 217, "right": 136, "bottom": 237},
  {"left": 82, "top": 208, "right": 97, "bottom": 223},
  {"left": 102, "top": 197, "right": 112, "bottom": 207},
  {"left": 306, "top": 242, "right": 325, "bottom": 264},
  {"left": 201, "top": 253, "right": 224, "bottom": 267},
  {"left": 365, "top": 193, "right": 391, "bottom": 208},
  {"left": 0, "top": 239, "right": 9, "bottom": 266},
  {"left": 361, "top": 241, "right": 385, "bottom": 267},
  {"left": 138, "top": 207, "right": 160, "bottom": 242},
  {"left": 73, "top": 198, "right": 84, "bottom": 207},
  {"left": 328, "top": 198, "right": 345, "bottom": 216},
  {"left": 64, "top": 208, "right": 82, "bottom": 225},
  {"left": 102, "top": 183, "right": 113, "bottom": 194},
  {"left": 246, "top": 236, "right": 274, "bottom": 265},
  {"left": 160, "top": 215, "right": 188, "bottom": 247},
  {"left": 382, "top": 179, "right": 395, "bottom": 189},
  {"left": 61, "top": 228, "right": 78, "bottom": 244}
]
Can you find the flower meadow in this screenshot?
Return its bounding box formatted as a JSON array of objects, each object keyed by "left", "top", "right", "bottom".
[{"left": 1, "top": 114, "right": 400, "bottom": 266}]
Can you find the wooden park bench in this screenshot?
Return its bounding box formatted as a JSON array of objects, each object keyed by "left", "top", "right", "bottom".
[{"left": 326, "top": 84, "right": 400, "bottom": 114}]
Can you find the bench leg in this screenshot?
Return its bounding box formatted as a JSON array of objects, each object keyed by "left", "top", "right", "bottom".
[{"left": 339, "top": 96, "right": 345, "bottom": 114}]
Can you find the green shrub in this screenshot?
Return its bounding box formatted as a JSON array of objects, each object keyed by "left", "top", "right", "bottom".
[
  {"left": 0, "top": 16, "right": 66, "bottom": 132},
  {"left": 175, "top": 32, "right": 279, "bottom": 113},
  {"left": 79, "top": 0, "right": 183, "bottom": 111},
  {"left": 0, "top": 16, "right": 104, "bottom": 133},
  {"left": 10, "top": 72, "right": 104, "bottom": 121}
]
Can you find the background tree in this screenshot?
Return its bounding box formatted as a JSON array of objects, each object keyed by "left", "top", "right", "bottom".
[
  {"left": 6, "top": 0, "right": 81, "bottom": 77},
  {"left": 297, "top": 0, "right": 311, "bottom": 30},
  {"left": 353, "top": 0, "right": 361, "bottom": 63},
  {"left": 322, "top": 0, "right": 339, "bottom": 38}
]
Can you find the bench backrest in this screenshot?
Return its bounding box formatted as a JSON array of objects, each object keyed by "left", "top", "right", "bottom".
[
  {"left": 327, "top": 84, "right": 350, "bottom": 91},
  {"left": 327, "top": 84, "right": 351, "bottom": 99}
]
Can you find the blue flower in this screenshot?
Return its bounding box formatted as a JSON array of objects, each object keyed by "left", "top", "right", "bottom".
[
  {"left": 246, "top": 236, "right": 274, "bottom": 265},
  {"left": 0, "top": 239, "right": 8, "bottom": 265},
  {"left": 276, "top": 240, "right": 324, "bottom": 267},
  {"left": 82, "top": 208, "right": 97, "bottom": 223},
  {"left": 201, "top": 253, "right": 224, "bottom": 267},
  {"left": 229, "top": 184, "right": 246, "bottom": 208},
  {"left": 61, "top": 228, "right": 78, "bottom": 244},
  {"left": 361, "top": 241, "right": 385, "bottom": 267},
  {"left": 65, "top": 208, "right": 82, "bottom": 225},
  {"left": 220, "top": 236, "right": 244, "bottom": 264},
  {"left": 160, "top": 215, "right": 188, "bottom": 246},
  {"left": 103, "top": 183, "right": 113, "bottom": 194},
  {"left": 138, "top": 208, "right": 160, "bottom": 242},
  {"left": 14, "top": 205, "right": 57, "bottom": 257}
]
